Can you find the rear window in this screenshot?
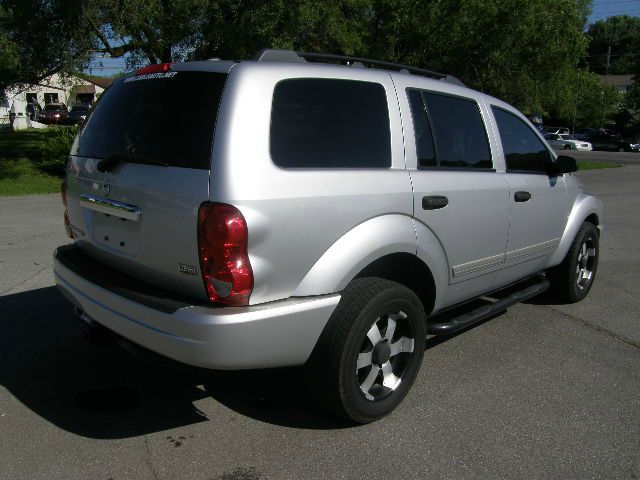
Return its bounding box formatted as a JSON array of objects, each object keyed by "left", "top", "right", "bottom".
[
  {"left": 75, "top": 72, "right": 227, "bottom": 169},
  {"left": 70, "top": 105, "right": 89, "bottom": 112},
  {"left": 270, "top": 78, "right": 391, "bottom": 168},
  {"left": 45, "top": 105, "right": 63, "bottom": 111}
]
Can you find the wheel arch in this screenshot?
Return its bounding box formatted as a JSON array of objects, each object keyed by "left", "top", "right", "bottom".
[
  {"left": 292, "top": 214, "right": 446, "bottom": 315},
  {"left": 548, "top": 192, "right": 603, "bottom": 267}
]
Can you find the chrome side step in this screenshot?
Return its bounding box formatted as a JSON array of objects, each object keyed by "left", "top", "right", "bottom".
[{"left": 428, "top": 276, "right": 550, "bottom": 335}]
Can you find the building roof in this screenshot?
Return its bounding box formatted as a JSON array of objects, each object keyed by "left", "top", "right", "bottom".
[
  {"left": 83, "top": 76, "right": 113, "bottom": 89},
  {"left": 598, "top": 74, "right": 635, "bottom": 87}
]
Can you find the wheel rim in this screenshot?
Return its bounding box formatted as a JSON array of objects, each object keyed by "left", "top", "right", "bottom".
[
  {"left": 355, "top": 310, "right": 415, "bottom": 402},
  {"left": 576, "top": 237, "right": 597, "bottom": 290}
]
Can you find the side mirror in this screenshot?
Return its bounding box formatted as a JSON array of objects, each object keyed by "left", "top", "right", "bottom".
[{"left": 552, "top": 155, "right": 578, "bottom": 175}]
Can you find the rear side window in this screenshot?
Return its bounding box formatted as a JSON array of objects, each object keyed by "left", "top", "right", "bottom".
[
  {"left": 492, "top": 107, "right": 550, "bottom": 173},
  {"left": 75, "top": 72, "right": 227, "bottom": 169},
  {"left": 407, "top": 90, "right": 492, "bottom": 169},
  {"left": 270, "top": 79, "right": 391, "bottom": 168}
]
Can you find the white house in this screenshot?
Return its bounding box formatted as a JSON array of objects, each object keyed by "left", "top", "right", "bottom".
[
  {"left": 2, "top": 72, "right": 112, "bottom": 111},
  {"left": 1, "top": 72, "right": 112, "bottom": 128}
]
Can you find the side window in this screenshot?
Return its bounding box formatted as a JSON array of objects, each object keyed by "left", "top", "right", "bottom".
[
  {"left": 407, "top": 89, "right": 492, "bottom": 169},
  {"left": 492, "top": 107, "right": 551, "bottom": 172},
  {"left": 407, "top": 89, "right": 436, "bottom": 167},
  {"left": 270, "top": 79, "right": 391, "bottom": 168}
]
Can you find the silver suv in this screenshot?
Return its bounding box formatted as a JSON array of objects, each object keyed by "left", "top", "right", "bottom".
[{"left": 54, "top": 50, "right": 603, "bottom": 423}]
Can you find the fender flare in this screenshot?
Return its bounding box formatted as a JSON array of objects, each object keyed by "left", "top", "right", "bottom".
[
  {"left": 293, "top": 214, "right": 447, "bottom": 310},
  {"left": 548, "top": 191, "right": 603, "bottom": 266}
]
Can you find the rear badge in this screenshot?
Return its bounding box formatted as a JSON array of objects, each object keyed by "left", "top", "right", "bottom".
[{"left": 179, "top": 263, "right": 197, "bottom": 275}]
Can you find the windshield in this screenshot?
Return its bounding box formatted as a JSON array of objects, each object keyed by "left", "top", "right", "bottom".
[
  {"left": 44, "top": 105, "right": 63, "bottom": 111},
  {"left": 560, "top": 135, "right": 575, "bottom": 140},
  {"left": 75, "top": 71, "right": 227, "bottom": 169}
]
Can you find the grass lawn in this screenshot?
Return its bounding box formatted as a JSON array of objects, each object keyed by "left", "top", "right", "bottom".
[
  {"left": 0, "top": 129, "right": 62, "bottom": 196},
  {"left": 578, "top": 160, "right": 623, "bottom": 171}
]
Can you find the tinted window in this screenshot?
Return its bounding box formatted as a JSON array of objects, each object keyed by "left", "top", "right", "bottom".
[
  {"left": 492, "top": 107, "right": 550, "bottom": 172},
  {"left": 71, "top": 105, "right": 89, "bottom": 112},
  {"left": 407, "top": 90, "right": 436, "bottom": 167},
  {"left": 45, "top": 104, "right": 64, "bottom": 111},
  {"left": 422, "top": 92, "right": 492, "bottom": 169},
  {"left": 270, "top": 79, "right": 391, "bottom": 168},
  {"left": 75, "top": 72, "right": 227, "bottom": 169}
]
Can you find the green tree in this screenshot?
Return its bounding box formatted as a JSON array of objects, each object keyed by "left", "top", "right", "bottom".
[
  {"left": 587, "top": 15, "right": 640, "bottom": 75},
  {"left": 0, "top": 1, "right": 96, "bottom": 91}
]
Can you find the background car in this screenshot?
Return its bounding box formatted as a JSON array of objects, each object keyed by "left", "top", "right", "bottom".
[
  {"left": 586, "top": 131, "right": 622, "bottom": 151},
  {"left": 39, "top": 103, "right": 68, "bottom": 124},
  {"left": 67, "top": 104, "right": 90, "bottom": 125},
  {"left": 619, "top": 136, "right": 640, "bottom": 152},
  {"left": 544, "top": 133, "right": 592, "bottom": 151}
]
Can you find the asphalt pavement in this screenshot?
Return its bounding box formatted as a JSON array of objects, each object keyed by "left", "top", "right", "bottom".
[{"left": 0, "top": 154, "right": 639, "bottom": 480}]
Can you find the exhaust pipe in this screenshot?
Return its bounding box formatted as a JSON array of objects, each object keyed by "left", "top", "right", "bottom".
[{"left": 74, "top": 307, "right": 118, "bottom": 346}]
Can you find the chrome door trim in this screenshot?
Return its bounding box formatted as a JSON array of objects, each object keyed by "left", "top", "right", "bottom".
[
  {"left": 452, "top": 252, "right": 505, "bottom": 277},
  {"left": 79, "top": 194, "right": 142, "bottom": 221},
  {"left": 505, "top": 238, "right": 560, "bottom": 263}
]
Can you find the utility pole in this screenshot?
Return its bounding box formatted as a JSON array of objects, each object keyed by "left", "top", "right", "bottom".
[{"left": 606, "top": 45, "right": 611, "bottom": 75}]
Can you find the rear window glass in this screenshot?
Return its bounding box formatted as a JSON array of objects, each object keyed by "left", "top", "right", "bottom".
[
  {"left": 270, "top": 78, "right": 391, "bottom": 168},
  {"left": 75, "top": 72, "right": 227, "bottom": 169},
  {"left": 45, "top": 105, "right": 64, "bottom": 111},
  {"left": 71, "top": 106, "right": 89, "bottom": 112}
]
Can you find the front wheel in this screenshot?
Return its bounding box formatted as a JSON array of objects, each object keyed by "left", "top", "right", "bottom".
[
  {"left": 305, "top": 278, "right": 426, "bottom": 423},
  {"left": 548, "top": 222, "right": 599, "bottom": 303},
  {"left": 564, "top": 145, "right": 572, "bottom": 150}
]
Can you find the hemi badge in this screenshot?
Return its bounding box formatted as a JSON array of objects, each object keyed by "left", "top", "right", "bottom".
[{"left": 179, "top": 263, "right": 197, "bottom": 275}]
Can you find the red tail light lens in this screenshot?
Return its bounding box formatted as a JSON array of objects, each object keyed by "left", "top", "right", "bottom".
[
  {"left": 60, "top": 178, "right": 67, "bottom": 207},
  {"left": 197, "top": 203, "right": 253, "bottom": 306},
  {"left": 135, "top": 63, "right": 172, "bottom": 76}
]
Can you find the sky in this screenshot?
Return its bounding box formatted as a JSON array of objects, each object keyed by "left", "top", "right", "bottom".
[{"left": 85, "top": 0, "right": 640, "bottom": 76}]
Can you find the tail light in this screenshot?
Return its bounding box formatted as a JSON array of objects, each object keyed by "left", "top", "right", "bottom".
[
  {"left": 197, "top": 203, "right": 253, "bottom": 306},
  {"left": 60, "top": 178, "right": 67, "bottom": 207},
  {"left": 61, "top": 178, "right": 72, "bottom": 238}
]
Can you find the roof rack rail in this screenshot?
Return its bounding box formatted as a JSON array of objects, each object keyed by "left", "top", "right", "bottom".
[{"left": 253, "top": 49, "right": 465, "bottom": 86}]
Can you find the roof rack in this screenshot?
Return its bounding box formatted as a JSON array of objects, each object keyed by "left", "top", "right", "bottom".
[{"left": 253, "top": 49, "right": 465, "bottom": 86}]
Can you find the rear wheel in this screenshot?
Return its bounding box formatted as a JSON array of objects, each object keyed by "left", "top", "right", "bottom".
[
  {"left": 305, "top": 278, "right": 426, "bottom": 423},
  {"left": 548, "top": 222, "right": 599, "bottom": 303}
]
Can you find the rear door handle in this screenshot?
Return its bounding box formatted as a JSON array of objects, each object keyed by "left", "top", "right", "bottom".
[
  {"left": 422, "top": 195, "right": 448, "bottom": 210},
  {"left": 514, "top": 191, "right": 532, "bottom": 202}
]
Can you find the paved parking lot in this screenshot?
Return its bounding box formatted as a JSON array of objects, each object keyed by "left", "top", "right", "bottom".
[{"left": 1, "top": 154, "right": 639, "bottom": 480}]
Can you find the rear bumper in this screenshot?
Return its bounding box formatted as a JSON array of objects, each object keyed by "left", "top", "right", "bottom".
[{"left": 53, "top": 246, "right": 339, "bottom": 369}]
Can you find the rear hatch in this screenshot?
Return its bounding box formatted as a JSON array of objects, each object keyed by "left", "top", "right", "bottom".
[{"left": 66, "top": 67, "right": 228, "bottom": 299}]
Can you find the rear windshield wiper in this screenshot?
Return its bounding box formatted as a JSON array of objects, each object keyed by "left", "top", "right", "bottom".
[{"left": 97, "top": 153, "right": 169, "bottom": 172}]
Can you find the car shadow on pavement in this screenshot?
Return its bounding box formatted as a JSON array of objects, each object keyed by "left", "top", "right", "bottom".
[{"left": 0, "top": 286, "right": 349, "bottom": 438}]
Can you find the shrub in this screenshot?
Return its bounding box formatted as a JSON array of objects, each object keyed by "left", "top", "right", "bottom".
[{"left": 39, "top": 126, "right": 78, "bottom": 177}]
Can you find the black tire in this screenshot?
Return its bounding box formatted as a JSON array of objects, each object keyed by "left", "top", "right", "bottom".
[
  {"left": 564, "top": 145, "right": 572, "bottom": 150},
  {"left": 548, "top": 222, "right": 599, "bottom": 303},
  {"left": 305, "top": 277, "right": 426, "bottom": 423}
]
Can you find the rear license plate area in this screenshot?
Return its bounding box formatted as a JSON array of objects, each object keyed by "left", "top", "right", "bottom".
[{"left": 93, "top": 212, "right": 140, "bottom": 256}]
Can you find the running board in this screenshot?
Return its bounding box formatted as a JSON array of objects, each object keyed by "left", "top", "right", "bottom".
[{"left": 428, "top": 276, "right": 550, "bottom": 335}]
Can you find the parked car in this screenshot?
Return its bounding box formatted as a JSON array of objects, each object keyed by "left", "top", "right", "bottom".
[
  {"left": 572, "top": 128, "right": 598, "bottom": 141},
  {"left": 587, "top": 131, "right": 622, "bottom": 151},
  {"left": 619, "top": 136, "right": 640, "bottom": 153},
  {"left": 544, "top": 133, "right": 592, "bottom": 151},
  {"left": 542, "top": 126, "right": 570, "bottom": 135},
  {"left": 54, "top": 50, "right": 602, "bottom": 423},
  {"left": 26, "top": 102, "right": 42, "bottom": 121},
  {"left": 39, "top": 103, "right": 68, "bottom": 124},
  {"left": 67, "top": 104, "right": 91, "bottom": 125}
]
